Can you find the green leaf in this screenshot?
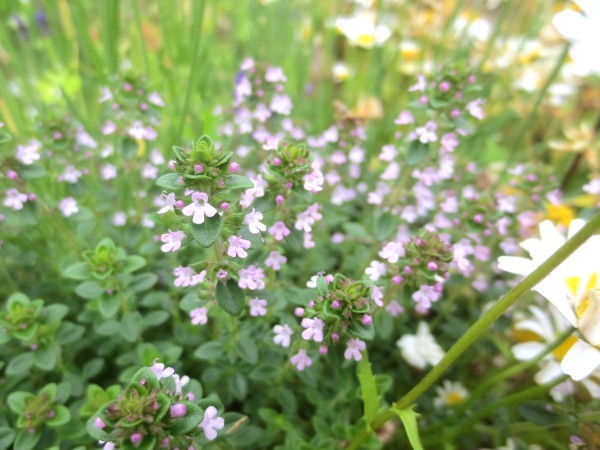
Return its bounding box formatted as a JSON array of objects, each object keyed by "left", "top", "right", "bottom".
[
  {"left": 348, "top": 322, "right": 375, "bottom": 341},
  {"left": 86, "top": 410, "right": 115, "bottom": 442},
  {"left": 83, "top": 358, "right": 105, "bottom": 379},
  {"left": 44, "top": 304, "right": 69, "bottom": 322},
  {"left": 75, "top": 281, "right": 104, "bottom": 299},
  {"left": 225, "top": 174, "right": 254, "bottom": 190},
  {"left": 357, "top": 351, "right": 379, "bottom": 424},
  {"left": 7, "top": 392, "right": 34, "bottom": 414},
  {"left": 0, "top": 427, "right": 16, "bottom": 450},
  {"left": 236, "top": 338, "right": 258, "bottom": 364},
  {"left": 156, "top": 173, "right": 185, "bottom": 190},
  {"left": 406, "top": 140, "right": 429, "bottom": 166},
  {"left": 129, "top": 367, "right": 160, "bottom": 390},
  {"left": 317, "top": 274, "right": 329, "bottom": 295},
  {"left": 517, "top": 401, "right": 562, "bottom": 425},
  {"left": 58, "top": 322, "right": 85, "bottom": 344},
  {"left": 193, "top": 341, "right": 224, "bottom": 360},
  {"left": 14, "top": 430, "right": 41, "bottom": 450},
  {"left": 230, "top": 373, "right": 248, "bottom": 400},
  {"left": 189, "top": 214, "right": 223, "bottom": 248},
  {"left": 168, "top": 401, "right": 204, "bottom": 435},
  {"left": 121, "top": 436, "right": 156, "bottom": 450},
  {"left": 392, "top": 406, "right": 424, "bottom": 450},
  {"left": 46, "top": 405, "right": 71, "bottom": 427},
  {"left": 374, "top": 213, "right": 396, "bottom": 241},
  {"left": 122, "top": 255, "right": 146, "bottom": 273},
  {"left": 99, "top": 295, "right": 121, "bottom": 319},
  {"left": 131, "top": 273, "right": 158, "bottom": 292},
  {"left": 142, "top": 311, "right": 170, "bottom": 328},
  {"left": 215, "top": 279, "right": 245, "bottom": 316},
  {"left": 6, "top": 353, "right": 34, "bottom": 377},
  {"left": 63, "top": 262, "right": 92, "bottom": 280},
  {"left": 120, "top": 312, "right": 143, "bottom": 342},
  {"left": 33, "top": 343, "right": 60, "bottom": 371}
]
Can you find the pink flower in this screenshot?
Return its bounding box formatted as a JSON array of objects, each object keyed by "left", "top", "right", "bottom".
[
  {"left": 199, "top": 406, "right": 224, "bottom": 441},
  {"left": 190, "top": 307, "right": 208, "bottom": 325},
  {"left": 243, "top": 209, "right": 266, "bottom": 234},
  {"left": 273, "top": 324, "right": 293, "bottom": 347},
  {"left": 295, "top": 203, "right": 323, "bottom": 232},
  {"left": 344, "top": 339, "right": 366, "bottom": 361},
  {"left": 151, "top": 359, "right": 175, "bottom": 380},
  {"left": 173, "top": 266, "right": 205, "bottom": 287},
  {"left": 249, "top": 298, "right": 267, "bottom": 316},
  {"left": 15, "top": 140, "right": 41, "bottom": 165},
  {"left": 161, "top": 230, "right": 185, "bottom": 252},
  {"left": 265, "top": 66, "right": 287, "bottom": 83},
  {"left": 379, "top": 241, "right": 405, "bottom": 263},
  {"left": 265, "top": 251, "right": 287, "bottom": 271},
  {"left": 227, "top": 236, "right": 251, "bottom": 258},
  {"left": 365, "top": 261, "right": 386, "bottom": 281},
  {"left": 59, "top": 197, "right": 79, "bottom": 217},
  {"left": 157, "top": 193, "right": 177, "bottom": 215},
  {"left": 386, "top": 300, "right": 404, "bottom": 317},
  {"left": 269, "top": 94, "right": 292, "bottom": 115},
  {"left": 408, "top": 74, "right": 426, "bottom": 92},
  {"left": 301, "top": 317, "right": 324, "bottom": 342},
  {"left": 290, "top": 349, "right": 313, "bottom": 371},
  {"left": 415, "top": 121, "right": 438, "bottom": 144},
  {"left": 303, "top": 169, "right": 324, "bottom": 193},
  {"left": 170, "top": 403, "right": 186, "bottom": 418},
  {"left": 371, "top": 286, "right": 384, "bottom": 307},
  {"left": 395, "top": 111, "right": 414, "bottom": 125},
  {"left": 3, "top": 189, "right": 28, "bottom": 210},
  {"left": 181, "top": 192, "right": 218, "bottom": 224},
  {"left": 238, "top": 265, "right": 265, "bottom": 290},
  {"left": 412, "top": 285, "right": 441, "bottom": 310},
  {"left": 268, "top": 221, "right": 291, "bottom": 241},
  {"left": 466, "top": 98, "right": 485, "bottom": 120}
]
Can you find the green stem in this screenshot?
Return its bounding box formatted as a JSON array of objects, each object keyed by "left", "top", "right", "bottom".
[
  {"left": 444, "top": 376, "right": 567, "bottom": 442},
  {"left": 347, "top": 212, "right": 600, "bottom": 449},
  {"left": 455, "top": 326, "right": 575, "bottom": 415}
]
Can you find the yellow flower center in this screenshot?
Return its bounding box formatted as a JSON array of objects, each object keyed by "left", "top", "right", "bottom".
[
  {"left": 446, "top": 391, "right": 464, "bottom": 405},
  {"left": 565, "top": 273, "right": 598, "bottom": 318},
  {"left": 513, "top": 328, "right": 542, "bottom": 343},
  {"left": 545, "top": 204, "right": 575, "bottom": 227},
  {"left": 552, "top": 335, "right": 578, "bottom": 361},
  {"left": 356, "top": 33, "right": 376, "bottom": 47}
]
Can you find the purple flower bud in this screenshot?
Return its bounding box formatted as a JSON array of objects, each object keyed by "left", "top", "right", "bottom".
[
  {"left": 276, "top": 194, "right": 285, "bottom": 206},
  {"left": 473, "top": 214, "right": 483, "bottom": 223},
  {"left": 331, "top": 333, "right": 340, "bottom": 342},
  {"left": 331, "top": 300, "right": 340, "bottom": 309},
  {"left": 161, "top": 437, "right": 170, "bottom": 447},
  {"left": 272, "top": 157, "right": 281, "bottom": 166},
  {"left": 194, "top": 164, "right": 203, "bottom": 173},
  {"left": 450, "top": 109, "right": 461, "bottom": 119},
  {"left": 53, "top": 131, "right": 63, "bottom": 140},
  {"left": 93, "top": 417, "right": 106, "bottom": 429},
  {"left": 186, "top": 392, "right": 195, "bottom": 401},
  {"left": 124, "top": 83, "right": 132, "bottom": 91},
  {"left": 361, "top": 315, "right": 372, "bottom": 326},
  {"left": 319, "top": 345, "right": 328, "bottom": 355},
  {"left": 468, "top": 75, "right": 476, "bottom": 83},
  {"left": 168, "top": 160, "right": 176, "bottom": 170},
  {"left": 217, "top": 179, "right": 225, "bottom": 188},
  {"left": 434, "top": 283, "right": 443, "bottom": 293},
  {"left": 140, "top": 103, "right": 148, "bottom": 111},
  {"left": 427, "top": 261, "right": 438, "bottom": 271},
  {"left": 404, "top": 266, "right": 412, "bottom": 274},
  {"left": 419, "top": 96, "right": 428, "bottom": 105},
  {"left": 325, "top": 274, "right": 334, "bottom": 283},
  {"left": 28, "top": 428, "right": 36, "bottom": 435},
  {"left": 308, "top": 301, "right": 315, "bottom": 308},
  {"left": 6, "top": 170, "right": 18, "bottom": 180},
  {"left": 131, "top": 432, "right": 142, "bottom": 444},
  {"left": 454, "top": 92, "right": 463, "bottom": 99},
  {"left": 30, "top": 343, "right": 38, "bottom": 350},
  {"left": 294, "top": 307, "right": 304, "bottom": 317},
  {"left": 392, "top": 275, "right": 403, "bottom": 285},
  {"left": 229, "top": 162, "right": 240, "bottom": 173},
  {"left": 284, "top": 182, "right": 293, "bottom": 189},
  {"left": 46, "top": 410, "right": 55, "bottom": 418},
  {"left": 170, "top": 403, "right": 187, "bottom": 418},
  {"left": 217, "top": 269, "right": 228, "bottom": 279},
  {"left": 439, "top": 81, "right": 450, "bottom": 91},
  {"left": 27, "top": 193, "right": 36, "bottom": 201}
]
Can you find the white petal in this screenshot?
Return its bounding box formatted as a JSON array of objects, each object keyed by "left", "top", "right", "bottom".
[
  {"left": 512, "top": 342, "right": 546, "bottom": 361},
  {"left": 580, "top": 377, "right": 600, "bottom": 398},
  {"left": 579, "top": 291, "right": 600, "bottom": 346},
  {"left": 204, "top": 203, "right": 218, "bottom": 218},
  {"left": 497, "top": 256, "right": 536, "bottom": 276},
  {"left": 533, "top": 280, "right": 577, "bottom": 326},
  {"left": 560, "top": 339, "right": 600, "bottom": 381},
  {"left": 534, "top": 360, "right": 564, "bottom": 385},
  {"left": 538, "top": 220, "right": 565, "bottom": 249},
  {"left": 553, "top": 10, "right": 590, "bottom": 41}
]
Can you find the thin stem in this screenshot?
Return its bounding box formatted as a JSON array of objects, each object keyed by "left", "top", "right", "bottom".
[
  {"left": 347, "top": 212, "right": 600, "bottom": 449},
  {"left": 357, "top": 350, "right": 379, "bottom": 424}
]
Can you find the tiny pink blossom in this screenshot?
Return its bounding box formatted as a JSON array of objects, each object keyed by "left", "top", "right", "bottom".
[
  {"left": 301, "top": 317, "right": 324, "bottom": 342},
  {"left": 290, "top": 349, "right": 313, "bottom": 371},
  {"left": 344, "top": 339, "right": 366, "bottom": 361},
  {"left": 181, "top": 192, "right": 218, "bottom": 224},
  {"left": 161, "top": 230, "right": 185, "bottom": 252},
  {"left": 268, "top": 221, "right": 291, "bottom": 241},
  {"left": 265, "top": 251, "right": 287, "bottom": 270},
  {"left": 227, "top": 236, "right": 251, "bottom": 258},
  {"left": 199, "top": 406, "right": 224, "bottom": 441},
  {"left": 243, "top": 209, "right": 267, "bottom": 234},
  {"left": 249, "top": 298, "right": 267, "bottom": 316},
  {"left": 190, "top": 307, "right": 208, "bottom": 325},
  {"left": 273, "top": 324, "right": 293, "bottom": 347}
]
